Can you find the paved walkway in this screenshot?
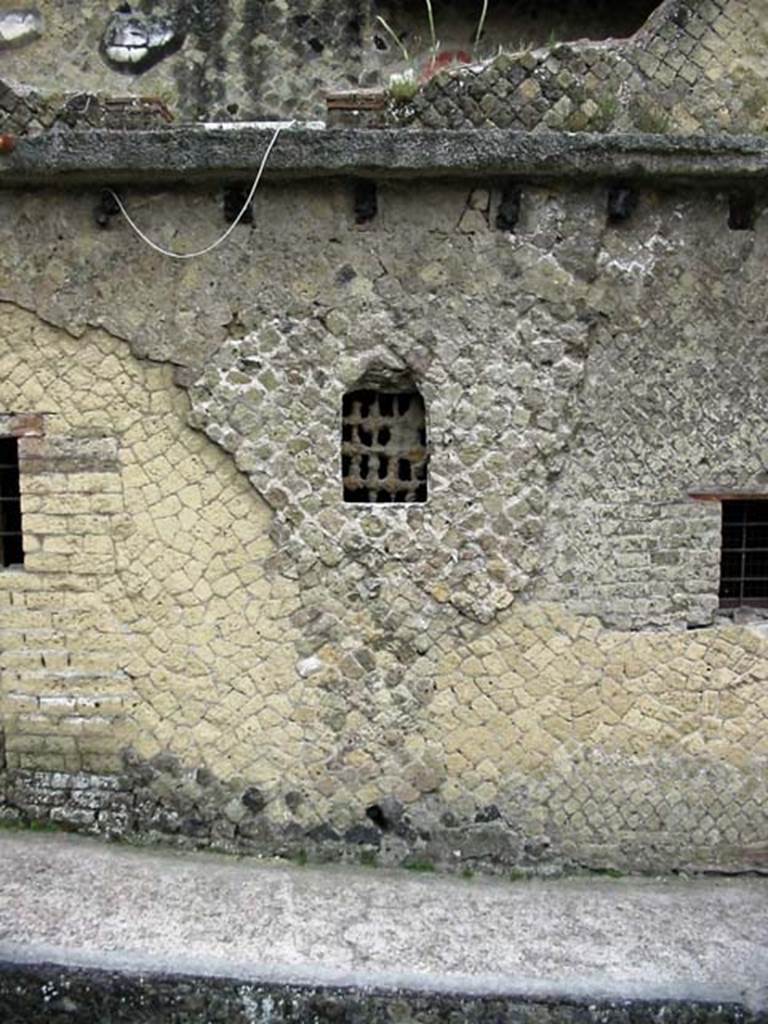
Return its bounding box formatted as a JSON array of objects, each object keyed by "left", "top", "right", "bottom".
[{"left": 0, "top": 832, "right": 766, "bottom": 1009}]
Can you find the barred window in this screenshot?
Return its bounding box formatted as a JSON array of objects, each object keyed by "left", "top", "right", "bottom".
[
  {"left": 342, "top": 389, "right": 428, "bottom": 503},
  {"left": 719, "top": 500, "right": 768, "bottom": 608},
  {"left": 0, "top": 437, "right": 24, "bottom": 568}
]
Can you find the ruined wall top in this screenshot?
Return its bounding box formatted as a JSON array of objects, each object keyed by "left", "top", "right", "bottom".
[
  {"left": 1, "top": 1, "right": 767, "bottom": 137},
  {"left": 405, "top": 0, "right": 768, "bottom": 135}
]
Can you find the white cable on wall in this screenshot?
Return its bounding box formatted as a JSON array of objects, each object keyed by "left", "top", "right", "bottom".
[{"left": 108, "top": 120, "right": 294, "bottom": 260}]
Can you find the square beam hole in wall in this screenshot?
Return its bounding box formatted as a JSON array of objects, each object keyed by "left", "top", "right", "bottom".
[
  {"left": 607, "top": 185, "right": 638, "bottom": 225},
  {"left": 0, "top": 436, "right": 24, "bottom": 568},
  {"left": 728, "top": 192, "right": 756, "bottom": 232},
  {"left": 353, "top": 181, "right": 378, "bottom": 225},
  {"left": 342, "top": 389, "right": 427, "bottom": 503},
  {"left": 223, "top": 186, "right": 254, "bottom": 225},
  {"left": 719, "top": 499, "right": 768, "bottom": 608}
]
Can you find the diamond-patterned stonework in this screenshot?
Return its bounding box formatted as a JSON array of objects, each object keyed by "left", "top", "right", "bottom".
[{"left": 406, "top": 0, "right": 768, "bottom": 135}]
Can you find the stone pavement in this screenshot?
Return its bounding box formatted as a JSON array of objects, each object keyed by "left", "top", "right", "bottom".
[{"left": 0, "top": 831, "right": 766, "bottom": 1021}]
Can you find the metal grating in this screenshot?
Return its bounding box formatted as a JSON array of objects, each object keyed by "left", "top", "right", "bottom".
[
  {"left": 0, "top": 436, "right": 24, "bottom": 568},
  {"left": 342, "top": 390, "right": 428, "bottom": 503},
  {"left": 719, "top": 500, "right": 768, "bottom": 608}
]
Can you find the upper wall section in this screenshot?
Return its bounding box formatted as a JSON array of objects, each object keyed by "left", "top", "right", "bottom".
[
  {"left": 407, "top": 0, "right": 768, "bottom": 134},
  {"left": 1, "top": 0, "right": 767, "bottom": 134},
  {"left": 0, "top": 0, "right": 369, "bottom": 128},
  {"left": 0, "top": 1, "right": 662, "bottom": 128}
]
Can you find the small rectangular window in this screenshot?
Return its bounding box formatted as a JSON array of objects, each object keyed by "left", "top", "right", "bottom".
[
  {"left": 0, "top": 437, "right": 24, "bottom": 568},
  {"left": 342, "top": 389, "right": 428, "bottom": 503},
  {"left": 719, "top": 500, "right": 768, "bottom": 608}
]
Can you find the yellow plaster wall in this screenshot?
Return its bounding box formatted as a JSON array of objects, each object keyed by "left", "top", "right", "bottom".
[
  {"left": 0, "top": 304, "right": 766, "bottom": 863},
  {"left": 0, "top": 304, "right": 307, "bottom": 781}
]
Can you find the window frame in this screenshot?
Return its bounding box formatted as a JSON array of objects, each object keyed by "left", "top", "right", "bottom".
[
  {"left": 718, "top": 498, "right": 768, "bottom": 609},
  {"left": 0, "top": 435, "right": 24, "bottom": 568},
  {"left": 0, "top": 413, "right": 44, "bottom": 571},
  {"left": 341, "top": 388, "right": 428, "bottom": 505}
]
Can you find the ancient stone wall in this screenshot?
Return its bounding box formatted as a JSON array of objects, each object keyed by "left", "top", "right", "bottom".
[
  {"left": 0, "top": 0, "right": 369, "bottom": 127},
  {"left": 0, "top": 1, "right": 665, "bottom": 130},
  {"left": 5, "top": 1, "right": 767, "bottom": 136},
  {"left": 0, "top": 176, "right": 766, "bottom": 873},
  {"left": 407, "top": 0, "right": 768, "bottom": 134}
]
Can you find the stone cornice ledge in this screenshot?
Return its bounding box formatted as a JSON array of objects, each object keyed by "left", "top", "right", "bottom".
[{"left": 2, "top": 126, "right": 768, "bottom": 188}]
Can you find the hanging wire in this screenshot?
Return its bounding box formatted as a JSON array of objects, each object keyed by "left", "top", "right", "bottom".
[{"left": 108, "top": 121, "right": 294, "bottom": 260}]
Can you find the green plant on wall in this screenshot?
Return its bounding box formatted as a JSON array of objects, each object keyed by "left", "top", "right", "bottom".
[
  {"left": 388, "top": 69, "right": 420, "bottom": 105},
  {"left": 381, "top": 0, "right": 491, "bottom": 104}
]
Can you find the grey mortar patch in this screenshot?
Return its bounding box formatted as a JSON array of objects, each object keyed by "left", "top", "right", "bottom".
[{"left": 187, "top": 296, "right": 590, "bottom": 631}]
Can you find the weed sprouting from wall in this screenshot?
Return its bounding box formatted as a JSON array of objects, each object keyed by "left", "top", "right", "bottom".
[
  {"left": 382, "top": 0, "right": 491, "bottom": 103},
  {"left": 376, "top": 14, "right": 410, "bottom": 62},
  {"left": 475, "top": 0, "right": 489, "bottom": 46},
  {"left": 388, "top": 69, "right": 419, "bottom": 104}
]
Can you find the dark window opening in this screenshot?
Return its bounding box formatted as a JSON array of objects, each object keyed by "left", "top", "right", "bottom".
[
  {"left": 342, "top": 389, "right": 428, "bottom": 504},
  {"left": 719, "top": 500, "right": 768, "bottom": 608},
  {"left": 0, "top": 437, "right": 24, "bottom": 568}
]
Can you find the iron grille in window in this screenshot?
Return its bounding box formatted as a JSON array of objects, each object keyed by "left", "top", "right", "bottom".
[
  {"left": 719, "top": 500, "right": 768, "bottom": 608},
  {"left": 342, "top": 389, "right": 428, "bottom": 503},
  {"left": 0, "top": 437, "right": 23, "bottom": 568}
]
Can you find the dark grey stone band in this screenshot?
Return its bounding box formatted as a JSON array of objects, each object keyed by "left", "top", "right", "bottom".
[
  {"left": 3, "top": 127, "right": 768, "bottom": 187},
  {"left": 0, "top": 960, "right": 764, "bottom": 1024}
]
